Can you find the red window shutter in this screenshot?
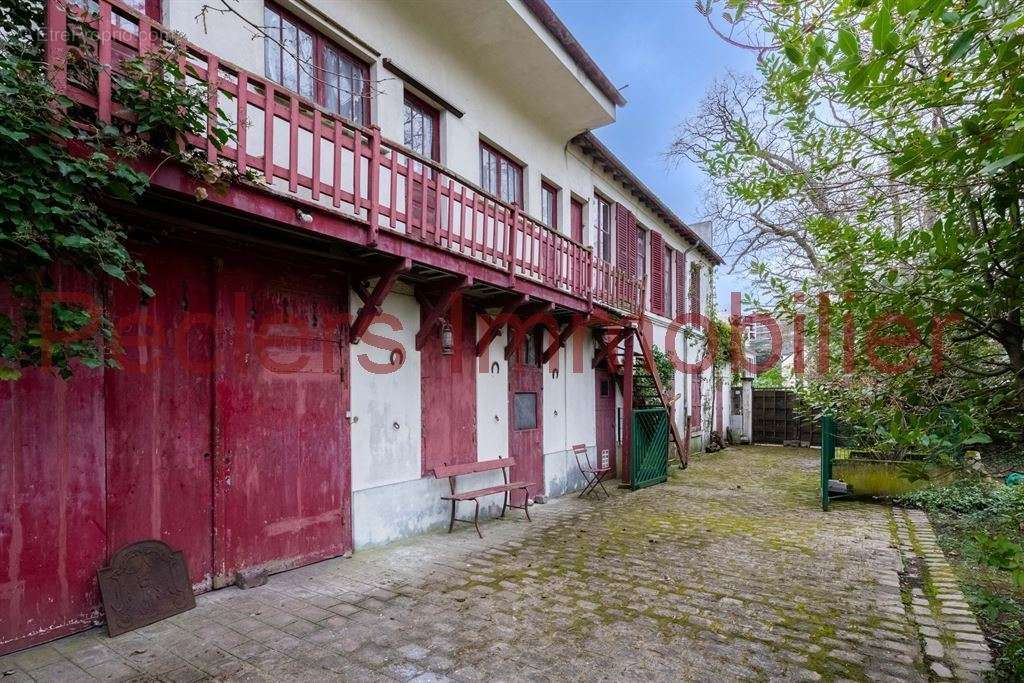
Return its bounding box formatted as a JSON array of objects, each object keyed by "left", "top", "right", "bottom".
[
  {"left": 691, "top": 264, "right": 702, "bottom": 315},
  {"left": 650, "top": 231, "right": 664, "bottom": 314},
  {"left": 691, "top": 373, "right": 702, "bottom": 427},
  {"left": 615, "top": 203, "right": 630, "bottom": 273},
  {"left": 614, "top": 204, "right": 638, "bottom": 276},
  {"left": 676, "top": 251, "right": 686, "bottom": 319}
]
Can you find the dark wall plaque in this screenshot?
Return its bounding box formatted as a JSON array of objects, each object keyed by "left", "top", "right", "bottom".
[{"left": 98, "top": 540, "right": 195, "bottom": 636}]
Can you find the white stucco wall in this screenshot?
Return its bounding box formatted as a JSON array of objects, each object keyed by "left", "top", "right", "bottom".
[
  {"left": 349, "top": 288, "right": 422, "bottom": 491},
  {"left": 476, "top": 314, "right": 509, "bottom": 460}
]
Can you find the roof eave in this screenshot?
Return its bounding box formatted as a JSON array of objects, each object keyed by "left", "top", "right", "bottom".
[
  {"left": 573, "top": 132, "right": 724, "bottom": 266},
  {"left": 520, "top": 0, "right": 627, "bottom": 108}
]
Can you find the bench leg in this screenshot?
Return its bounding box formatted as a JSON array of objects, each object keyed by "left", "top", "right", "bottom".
[
  {"left": 500, "top": 490, "right": 508, "bottom": 518},
  {"left": 473, "top": 499, "right": 482, "bottom": 539},
  {"left": 521, "top": 488, "right": 532, "bottom": 522},
  {"left": 448, "top": 499, "right": 457, "bottom": 534}
]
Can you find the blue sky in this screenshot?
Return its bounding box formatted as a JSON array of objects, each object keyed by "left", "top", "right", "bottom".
[{"left": 549, "top": 0, "right": 757, "bottom": 311}]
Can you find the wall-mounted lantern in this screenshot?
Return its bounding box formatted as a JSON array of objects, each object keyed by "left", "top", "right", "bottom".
[{"left": 440, "top": 319, "right": 455, "bottom": 355}]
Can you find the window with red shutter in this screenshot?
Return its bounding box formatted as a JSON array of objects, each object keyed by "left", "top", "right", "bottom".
[
  {"left": 664, "top": 245, "right": 673, "bottom": 319},
  {"left": 675, "top": 251, "right": 686, "bottom": 320},
  {"left": 650, "top": 232, "right": 664, "bottom": 314},
  {"left": 613, "top": 203, "right": 638, "bottom": 281},
  {"left": 690, "top": 263, "right": 701, "bottom": 315}
]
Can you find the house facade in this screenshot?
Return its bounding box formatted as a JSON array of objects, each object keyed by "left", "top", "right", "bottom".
[{"left": 0, "top": 0, "right": 723, "bottom": 654}]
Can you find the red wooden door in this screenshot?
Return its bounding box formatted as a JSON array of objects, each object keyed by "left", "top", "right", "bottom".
[
  {"left": 570, "top": 198, "right": 584, "bottom": 243},
  {"left": 508, "top": 330, "right": 543, "bottom": 506},
  {"left": 421, "top": 304, "right": 477, "bottom": 474},
  {"left": 595, "top": 368, "right": 617, "bottom": 477},
  {"left": 0, "top": 271, "right": 107, "bottom": 655},
  {"left": 105, "top": 246, "right": 215, "bottom": 591},
  {"left": 214, "top": 260, "right": 350, "bottom": 585}
]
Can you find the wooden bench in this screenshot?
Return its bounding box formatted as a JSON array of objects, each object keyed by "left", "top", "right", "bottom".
[{"left": 433, "top": 458, "right": 532, "bottom": 538}]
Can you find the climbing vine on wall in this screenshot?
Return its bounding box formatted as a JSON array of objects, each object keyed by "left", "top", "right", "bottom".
[{"left": 0, "top": 2, "right": 240, "bottom": 379}]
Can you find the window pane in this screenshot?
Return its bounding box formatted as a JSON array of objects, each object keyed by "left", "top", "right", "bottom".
[
  {"left": 481, "top": 148, "right": 497, "bottom": 195},
  {"left": 264, "top": 8, "right": 281, "bottom": 84},
  {"left": 281, "top": 20, "right": 297, "bottom": 91},
  {"left": 542, "top": 187, "right": 555, "bottom": 227},
  {"left": 324, "top": 49, "right": 339, "bottom": 114},
  {"left": 297, "top": 29, "right": 313, "bottom": 98},
  {"left": 514, "top": 393, "right": 537, "bottom": 430},
  {"left": 351, "top": 65, "right": 364, "bottom": 124},
  {"left": 422, "top": 109, "right": 434, "bottom": 159},
  {"left": 338, "top": 58, "right": 354, "bottom": 121}
]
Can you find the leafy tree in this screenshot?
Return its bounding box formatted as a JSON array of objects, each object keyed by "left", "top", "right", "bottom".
[{"left": 676, "top": 0, "right": 1024, "bottom": 451}]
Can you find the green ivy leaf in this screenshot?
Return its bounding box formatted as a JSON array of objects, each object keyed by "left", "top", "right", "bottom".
[
  {"left": 100, "top": 263, "right": 126, "bottom": 280},
  {"left": 981, "top": 153, "right": 1024, "bottom": 175},
  {"left": 945, "top": 30, "right": 977, "bottom": 64}
]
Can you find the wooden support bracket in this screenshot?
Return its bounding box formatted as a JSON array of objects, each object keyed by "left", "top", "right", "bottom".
[
  {"left": 350, "top": 258, "right": 411, "bottom": 344},
  {"left": 414, "top": 275, "right": 472, "bottom": 351},
  {"left": 541, "top": 314, "right": 587, "bottom": 365},
  {"left": 475, "top": 294, "right": 527, "bottom": 357},
  {"left": 591, "top": 326, "right": 631, "bottom": 371},
  {"left": 503, "top": 302, "right": 554, "bottom": 360}
]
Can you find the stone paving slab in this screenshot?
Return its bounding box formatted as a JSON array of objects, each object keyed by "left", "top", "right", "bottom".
[{"left": 2, "top": 446, "right": 978, "bottom": 681}]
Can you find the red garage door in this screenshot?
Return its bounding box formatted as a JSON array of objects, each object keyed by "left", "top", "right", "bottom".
[
  {"left": 1, "top": 247, "right": 354, "bottom": 654},
  {"left": 213, "top": 259, "right": 351, "bottom": 584},
  {"left": 104, "top": 245, "right": 215, "bottom": 590}
]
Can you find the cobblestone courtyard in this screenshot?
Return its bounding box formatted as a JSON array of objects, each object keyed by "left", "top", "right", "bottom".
[{"left": 2, "top": 446, "right": 992, "bottom": 681}]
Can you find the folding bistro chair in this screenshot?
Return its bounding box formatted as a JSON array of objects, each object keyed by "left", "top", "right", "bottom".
[{"left": 573, "top": 443, "right": 612, "bottom": 498}]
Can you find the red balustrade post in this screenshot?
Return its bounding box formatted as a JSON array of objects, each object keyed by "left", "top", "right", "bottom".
[
  {"left": 45, "top": 0, "right": 68, "bottom": 94},
  {"left": 507, "top": 205, "right": 520, "bottom": 282},
  {"left": 586, "top": 247, "right": 594, "bottom": 310},
  {"left": 97, "top": 0, "right": 112, "bottom": 123},
  {"left": 206, "top": 55, "right": 220, "bottom": 164},
  {"left": 367, "top": 125, "right": 381, "bottom": 246}
]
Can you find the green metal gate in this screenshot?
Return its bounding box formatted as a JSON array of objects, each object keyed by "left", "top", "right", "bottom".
[{"left": 631, "top": 408, "right": 669, "bottom": 490}]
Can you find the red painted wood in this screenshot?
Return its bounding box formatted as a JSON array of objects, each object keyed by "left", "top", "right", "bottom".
[
  {"left": 508, "top": 330, "right": 543, "bottom": 506},
  {"left": 0, "top": 272, "right": 106, "bottom": 656},
  {"left": 97, "top": 2, "right": 112, "bottom": 123},
  {"left": 650, "top": 231, "right": 664, "bottom": 315},
  {"left": 570, "top": 197, "right": 584, "bottom": 243},
  {"left": 691, "top": 372, "right": 702, "bottom": 428},
  {"left": 206, "top": 55, "right": 219, "bottom": 164},
  {"left": 595, "top": 368, "right": 617, "bottom": 477},
  {"left": 621, "top": 332, "right": 634, "bottom": 486},
  {"left": 676, "top": 250, "right": 686, "bottom": 320},
  {"left": 104, "top": 246, "right": 215, "bottom": 591},
  {"left": 421, "top": 303, "right": 477, "bottom": 475},
  {"left": 213, "top": 258, "right": 351, "bottom": 582}
]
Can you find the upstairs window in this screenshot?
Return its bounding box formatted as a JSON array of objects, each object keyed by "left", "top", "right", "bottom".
[
  {"left": 323, "top": 44, "right": 369, "bottom": 124},
  {"left": 595, "top": 195, "right": 612, "bottom": 262},
  {"left": 690, "top": 263, "right": 701, "bottom": 315},
  {"left": 403, "top": 92, "right": 440, "bottom": 161},
  {"left": 480, "top": 143, "right": 523, "bottom": 206},
  {"left": 263, "top": 3, "right": 370, "bottom": 125},
  {"left": 541, "top": 182, "right": 559, "bottom": 229},
  {"left": 636, "top": 226, "right": 648, "bottom": 282}
]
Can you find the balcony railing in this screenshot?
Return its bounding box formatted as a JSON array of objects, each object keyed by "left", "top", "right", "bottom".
[{"left": 44, "top": 0, "right": 644, "bottom": 314}]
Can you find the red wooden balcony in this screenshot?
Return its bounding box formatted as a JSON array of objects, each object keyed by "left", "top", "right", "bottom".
[{"left": 44, "top": 0, "right": 644, "bottom": 315}]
